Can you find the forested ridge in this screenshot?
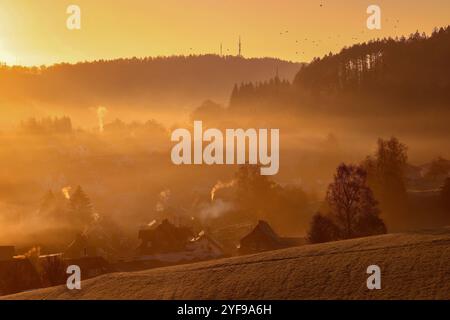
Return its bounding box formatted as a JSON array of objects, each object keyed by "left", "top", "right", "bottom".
[{"left": 229, "top": 26, "right": 450, "bottom": 113}]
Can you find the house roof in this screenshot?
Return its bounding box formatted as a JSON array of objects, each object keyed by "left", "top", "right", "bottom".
[
  {"left": 138, "top": 219, "right": 193, "bottom": 241},
  {"left": 65, "top": 222, "right": 119, "bottom": 259},
  {"left": 239, "top": 220, "right": 306, "bottom": 254},
  {"left": 191, "top": 230, "right": 224, "bottom": 252},
  {"left": 240, "top": 220, "right": 282, "bottom": 245}
]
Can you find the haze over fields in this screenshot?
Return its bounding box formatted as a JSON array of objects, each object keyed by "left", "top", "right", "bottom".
[
  {"left": 0, "top": 1, "right": 449, "bottom": 299},
  {"left": 0, "top": 55, "right": 301, "bottom": 127}
]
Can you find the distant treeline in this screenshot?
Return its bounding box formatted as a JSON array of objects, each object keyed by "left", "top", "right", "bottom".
[
  {"left": 21, "top": 116, "right": 72, "bottom": 134},
  {"left": 229, "top": 26, "right": 450, "bottom": 113},
  {"left": 0, "top": 55, "right": 301, "bottom": 108}
]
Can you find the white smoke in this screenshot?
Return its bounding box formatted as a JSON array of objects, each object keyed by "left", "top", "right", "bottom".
[
  {"left": 156, "top": 189, "right": 171, "bottom": 212},
  {"left": 199, "top": 199, "right": 234, "bottom": 220},
  {"left": 61, "top": 186, "right": 72, "bottom": 200},
  {"left": 97, "top": 106, "right": 107, "bottom": 133},
  {"left": 210, "top": 179, "right": 236, "bottom": 201},
  {"left": 92, "top": 212, "right": 101, "bottom": 222}
]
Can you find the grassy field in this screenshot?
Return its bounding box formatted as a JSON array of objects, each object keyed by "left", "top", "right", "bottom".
[{"left": 3, "top": 227, "right": 450, "bottom": 300}]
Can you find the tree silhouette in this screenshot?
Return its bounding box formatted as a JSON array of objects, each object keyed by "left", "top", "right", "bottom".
[
  {"left": 235, "top": 165, "right": 277, "bottom": 217},
  {"left": 325, "top": 163, "right": 386, "bottom": 239},
  {"left": 363, "top": 137, "right": 408, "bottom": 228},
  {"left": 69, "top": 186, "right": 94, "bottom": 228},
  {"left": 233, "top": 165, "right": 310, "bottom": 234},
  {"left": 308, "top": 212, "right": 340, "bottom": 244}
]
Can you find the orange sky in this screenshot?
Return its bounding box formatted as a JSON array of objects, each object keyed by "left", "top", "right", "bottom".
[{"left": 0, "top": 0, "right": 449, "bottom": 66}]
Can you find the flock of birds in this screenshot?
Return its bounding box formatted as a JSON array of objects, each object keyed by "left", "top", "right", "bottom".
[
  {"left": 185, "top": 2, "right": 403, "bottom": 60},
  {"left": 276, "top": 3, "right": 403, "bottom": 58}
]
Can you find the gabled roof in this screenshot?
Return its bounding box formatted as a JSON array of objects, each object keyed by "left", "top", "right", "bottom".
[
  {"left": 239, "top": 220, "right": 306, "bottom": 254},
  {"left": 191, "top": 230, "right": 224, "bottom": 252},
  {"left": 240, "top": 220, "right": 282, "bottom": 245},
  {"left": 64, "top": 222, "right": 119, "bottom": 259},
  {"left": 138, "top": 219, "right": 193, "bottom": 241}
]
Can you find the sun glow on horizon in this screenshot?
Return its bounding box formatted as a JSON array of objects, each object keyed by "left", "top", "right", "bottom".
[
  {"left": 0, "top": 39, "right": 16, "bottom": 65},
  {"left": 0, "top": 0, "right": 450, "bottom": 66},
  {"left": 0, "top": 51, "right": 17, "bottom": 66}
]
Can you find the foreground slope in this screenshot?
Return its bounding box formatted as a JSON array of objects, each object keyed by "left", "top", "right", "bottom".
[{"left": 4, "top": 228, "right": 450, "bottom": 300}]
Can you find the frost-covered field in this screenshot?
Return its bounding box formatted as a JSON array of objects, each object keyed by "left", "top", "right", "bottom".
[{"left": 4, "top": 227, "right": 450, "bottom": 300}]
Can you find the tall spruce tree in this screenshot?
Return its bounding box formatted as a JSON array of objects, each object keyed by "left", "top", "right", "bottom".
[{"left": 69, "top": 186, "right": 94, "bottom": 228}]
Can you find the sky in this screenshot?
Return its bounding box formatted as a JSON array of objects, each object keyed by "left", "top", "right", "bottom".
[{"left": 0, "top": 0, "right": 449, "bottom": 66}]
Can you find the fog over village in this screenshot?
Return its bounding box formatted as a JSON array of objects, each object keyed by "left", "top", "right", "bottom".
[{"left": 0, "top": 1, "right": 449, "bottom": 300}]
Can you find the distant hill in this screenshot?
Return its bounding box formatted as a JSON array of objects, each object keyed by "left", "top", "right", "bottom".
[
  {"left": 293, "top": 26, "right": 450, "bottom": 103},
  {"left": 4, "top": 227, "right": 450, "bottom": 299},
  {"left": 0, "top": 55, "right": 301, "bottom": 120},
  {"left": 229, "top": 26, "right": 450, "bottom": 113}
]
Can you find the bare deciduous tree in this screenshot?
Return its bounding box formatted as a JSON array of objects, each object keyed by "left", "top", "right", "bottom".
[{"left": 325, "top": 163, "right": 386, "bottom": 239}]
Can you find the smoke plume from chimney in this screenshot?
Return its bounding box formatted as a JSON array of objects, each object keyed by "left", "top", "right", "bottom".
[
  {"left": 97, "top": 106, "right": 107, "bottom": 133},
  {"left": 156, "top": 189, "right": 171, "bottom": 212},
  {"left": 210, "top": 179, "right": 236, "bottom": 201},
  {"left": 62, "top": 186, "right": 72, "bottom": 200}
]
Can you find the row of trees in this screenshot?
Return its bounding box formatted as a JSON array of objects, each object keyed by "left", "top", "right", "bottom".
[
  {"left": 21, "top": 116, "right": 72, "bottom": 134},
  {"left": 228, "top": 26, "right": 450, "bottom": 112},
  {"left": 217, "top": 137, "right": 423, "bottom": 242},
  {"left": 294, "top": 27, "right": 450, "bottom": 102},
  {"left": 229, "top": 76, "right": 291, "bottom": 110}
]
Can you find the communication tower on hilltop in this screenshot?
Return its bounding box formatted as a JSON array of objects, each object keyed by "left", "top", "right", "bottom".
[{"left": 238, "top": 36, "right": 242, "bottom": 57}]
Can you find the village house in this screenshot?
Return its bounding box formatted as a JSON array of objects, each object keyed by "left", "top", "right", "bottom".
[
  {"left": 136, "top": 219, "right": 225, "bottom": 264},
  {"left": 0, "top": 253, "right": 42, "bottom": 296},
  {"left": 37, "top": 252, "right": 112, "bottom": 280},
  {"left": 64, "top": 224, "right": 120, "bottom": 261},
  {"left": 238, "top": 220, "right": 305, "bottom": 255},
  {"left": 0, "top": 246, "right": 15, "bottom": 261},
  {"left": 138, "top": 219, "right": 194, "bottom": 255},
  {"left": 186, "top": 230, "right": 224, "bottom": 260}
]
